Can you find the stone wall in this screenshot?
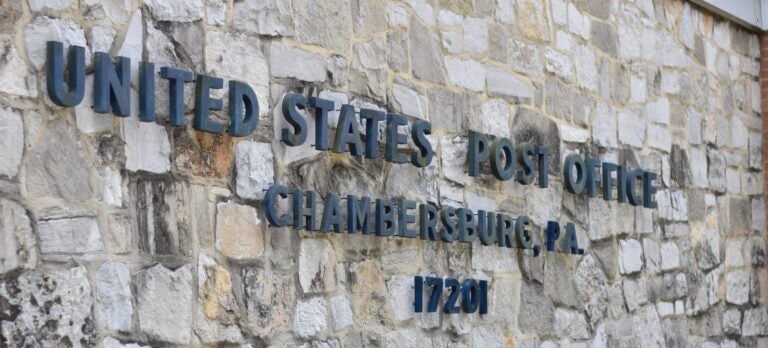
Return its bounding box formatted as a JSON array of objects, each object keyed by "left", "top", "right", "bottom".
[{"left": 0, "top": 0, "right": 766, "bottom": 347}]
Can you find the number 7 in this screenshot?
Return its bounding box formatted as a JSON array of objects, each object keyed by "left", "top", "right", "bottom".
[{"left": 425, "top": 277, "right": 443, "bottom": 313}]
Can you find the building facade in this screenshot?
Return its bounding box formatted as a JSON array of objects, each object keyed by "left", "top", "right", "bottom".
[{"left": 0, "top": 0, "right": 766, "bottom": 346}]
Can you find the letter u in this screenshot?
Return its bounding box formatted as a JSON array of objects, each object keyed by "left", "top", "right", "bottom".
[{"left": 46, "top": 41, "right": 85, "bottom": 107}]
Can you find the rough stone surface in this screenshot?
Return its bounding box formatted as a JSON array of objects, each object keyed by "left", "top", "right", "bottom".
[
  {"left": 619, "top": 239, "right": 643, "bottom": 274},
  {"left": 234, "top": 0, "right": 293, "bottom": 36},
  {"left": 144, "top": 0, "right": 204, "bottom": 22},
  {"left": 235, "top": 141, "right": 274, "bottom": 200},
  {"left": 294, "top": 297, "right": 328, "bottom": 338},
  {"left": 215, "top": 201, "right": 264, "bottom": 259},
  {"left": 137, "top": 264, "right": 194, "bottom": 344},
  {"left": 0, "top": 266, "right": 95, "bottom": 347},
  {"left": 95, "top": 261, "right": 132, "bottom": 332},
  {"left": 298, "top": 239, "right": 338, "bottom": 294},
  {"left": 270, "top": 43, "right": 326, "bottom": 83},
  {"left": 294, "top": 0, "right": 351, "bottom": 52},
  {"left": 243, "top": 267, "right": 294, "bottom": 336}
]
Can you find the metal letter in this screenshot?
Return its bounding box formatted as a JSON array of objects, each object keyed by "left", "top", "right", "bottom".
[
  {"left": 562, "top": 222, "right": 580, "bottom": 254},
  {"left": 280, "top": 93, "right": 308, "bottom": 146},
  {"left": 497, "top": 214, "right": 514, "bottom": 248},
  {"left": 375, "top": 199, "right": 395, "bottom": 236},
  {"left": 292, "top": 189, "right": 316, "bottom": 230},
  {"left": 626, "top": 169, "right": 644, "bottom": 206},
  {"left": 265, "top": 185, "right": 290, "bottom": 227},
  {"left": 347, "top": 195, "right": 372, "bottom": 234},
  {"left": 536, "top": 146, "right": 551, "bottom": 188},
  {"left": 642, "top": 171, "right": 658, "bottom": 209},
  {"left": 564, "top": 154, "right": 586, "bottom": 194},
  {"left": 468, "top": 131, "right": 490, "bottom": 177},
  {"left": 385, "top": 113, "right": 409, "bottom": 163},
  {"left": 461, "top": 279, "right": 479, "bottom": 313},
  {"left": 457, "top": 208, "right": 477, "bottom": 243},
  {"left": 320, "top": 192, "right": 342, "bottom": 233},
  {"left": 308, "top": 97, "right": 334, "bottom": 150},
  {"left": 478, "top": 211, "right": 497, "bottom": 246},
  {"left": 602, "top": 162, "right": 618, "bottom": 201},
  {"left": 332, "top": 104, "right": 364, "bottom": 156},
  {"left": 414, "top": 276, "right": 424, "bottom": 313},
  {"left": 228, "top": 81, "right": 259, "bottom": 137},
  {"left": 46, "top": 41, "right": 85, "bottom": 107},
  {"left": 398, "top": 200, "right": 417, "bottom": 238},
  {"left": 516, "top": 143, "right": 536, "bottom": 185},
  {"left": 138, "top": 62, "right": 155, "bottom": 122},
  {"left": 440, "top": 206, "right": 458, "bottom": 242},
  {"left": 360, "top": 108, "right": 385, "bottom": 159},
  {"left": 94, "top": 52, "right": 130, "bottom": 116},
  {"left": 411, "top": 120, "right": 433, "bottom": 167},
  {"left": 347, "top": 195, "right": 371, "bottom": 234},
  {"left": 193, "top": 75, "right": 224, "bottom": 134},
  {"left": 515, "top": 215, "right": 534, "bottom": 249},
  {"left": 546, "top": 221, "right": 560, "bottom": 251},
  {"left": 490, "top": 137, "right": 515, "bottom": 181},
  {"left": 419, "top": 203, "right": 439, "bottom": 241},
  {"left": 160, "top": 67, "right": 194, "bottom": 127},
  {"left": 585, "top": 157, "right": 601, "bottom": 197}
]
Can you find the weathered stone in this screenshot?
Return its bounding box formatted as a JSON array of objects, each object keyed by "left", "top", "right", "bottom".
[
  {"left": 591, "top": 21, "right": 617, "bottom": 57},
  {"left": 555, "top": 308, "right": 590, "bottom": 339},
  {"left": 686, "top": 267, "right": 720, "bottom": 315},
  {"left": 350, "top": 38, "right": 387, "bottom": 99},
  {"left": 0, "top": 107, "right": 23, "bottom": 178},
  {"left": 130, "top": 177, "right": 194, "bottom": 256},
  {"left": 386, "top": 275, "right": 414, "bottom": 322},
  {"left": 391, "top": 83, "right": 426, "bottom": 119},
  {"left": 428, "top": 88, "right": 477, "bottom": 132},
  {"left": 234, "top": 0, "right": 292, "bottom": 36},
  {"left": 387, "top": 30, "right": 409, "bottom": 72},
  {"left": 660, "top": 242, "right": 680, "bottom": 271},
  {"left": 294, "top": 297, "right": 328, "bottom": 338},
  {"left": 137, "top": 264, "right": 193, "bottom": 344},
  {"left": 410, "top": 16, "right": 445, "bottom": 83},
  {"left": 329, "top": 295, "right": 354, "bottom": 330},
  {"left": 623, "top": 278, "right": 648, "bottom": 312},
  {"left": 24, "top": 16, "right": 89, "bottom": 70},
  {"left": 481, "top": 99, "right": 510, "bottom": 137},
  {"left": 708, "top": 149, "right": 726, "bottom": 192},
  {"left": 573, "top": 254, "right": 609, "bottom": 327},
  {"left": 518, "top": 281, "right": 554, "bottom": 334},
  {"left": 349, "top": 260, "right": 391, "bottom": 326},
  {"left": 99, "top": 337, "right": 150, "bottom": 348},
  {"left": 215, "top": 201, "right": 264, "bottom": 260},
  {"left": 445, "top": 57, "right": 485, "bottom": 92},
  {"left": 725, "top": 270, "right": 750, "bottom": 305},
  {"left": 29, "top": 0, "right": 73, "bottom": 11},
  {"left": 0, "top": 266, "right": 95, "bottom": 346},
  {"left": 512, "top": 107, "right": 561, "bottom": 173},
  {"left": 352, "top": 0, "right": 386, "bottom": 35},
  {"left": 0, "top": 44, "right": 37, "bottom": 98},
  {"left": 95, "top": 262, "right": 132, "bottom": 332},
  {"left": 729, "top": 197, "right": 752, "bottom": 235},
  {"left": 294, "top": 0, "right": 350, "bottom": 52},
  {"left": 544, "top": 254, "right": 580, "bottom": 308},
  {"left": 121, "top": 114, "right": 171, "bottom": 174},
  {"left": 298, "top": 239, "right": 338, "bottom": 294},
  {"left": 516, "top": 0, "right": 549, "bottom": 40},
  {"left": 592, "top": 103, "right": 617, "bottom": 148},
  {"left": 507, "top": 39, "right": 543, "bottom": 77},
  {"left": 486, "top": 65, "right": 532, "bottom": 102},
  {"left": 574, "top": 44, "right": 598, "bottom": 91},
  {"left": 270, "top": 43, "right": 326, "bottom": 82},
  {"left": 144, "top": 0, "right": 204, "bottom": 22},
  {"left": 743, "top": 307, "right": 768, "bottom": 336},
  {"left": 194, "top": 305, "right": 243, "bottom": 344},
  {"left": 619, "top": 239, "right": 643, "bottom": 275},
  {"left": 385, "top": 328, "right": 433, "bottom": 347},
  {"left": 174, "top": 130, "right": 233, "bottom": 179},
  {"left": 618, "top": 109, "right": 644, "bottom": 148},
  {"left": 37, "top": 214, "right": 103, "bottom": 259},
  {"left": 463, "top": 17, "right": 488, "bottom": 53},
  {"left": 243, "top": 267, "right": 294, "bottom": 336},
  {"left": 197, "top": 253, "right": 240, "bottom": 326},
  {"left": 632, "top": 306, "right": 664, "bottom": 347},
  {"left": 235, "top": 141, "right": 274, "bottom": 200},
  {"left": 723, "top": 308, "right": 741, "bottom": 335},
  {"left": 25, "top": 119, "right": 96, "bottom": 200},
  {"left": 0, "top": 199, "right": 35, "bottom": 273}
]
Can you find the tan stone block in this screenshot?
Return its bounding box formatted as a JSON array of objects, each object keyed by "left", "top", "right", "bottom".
[{"left": 215, "top": 201, "right": 264, "bottom": 260}]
